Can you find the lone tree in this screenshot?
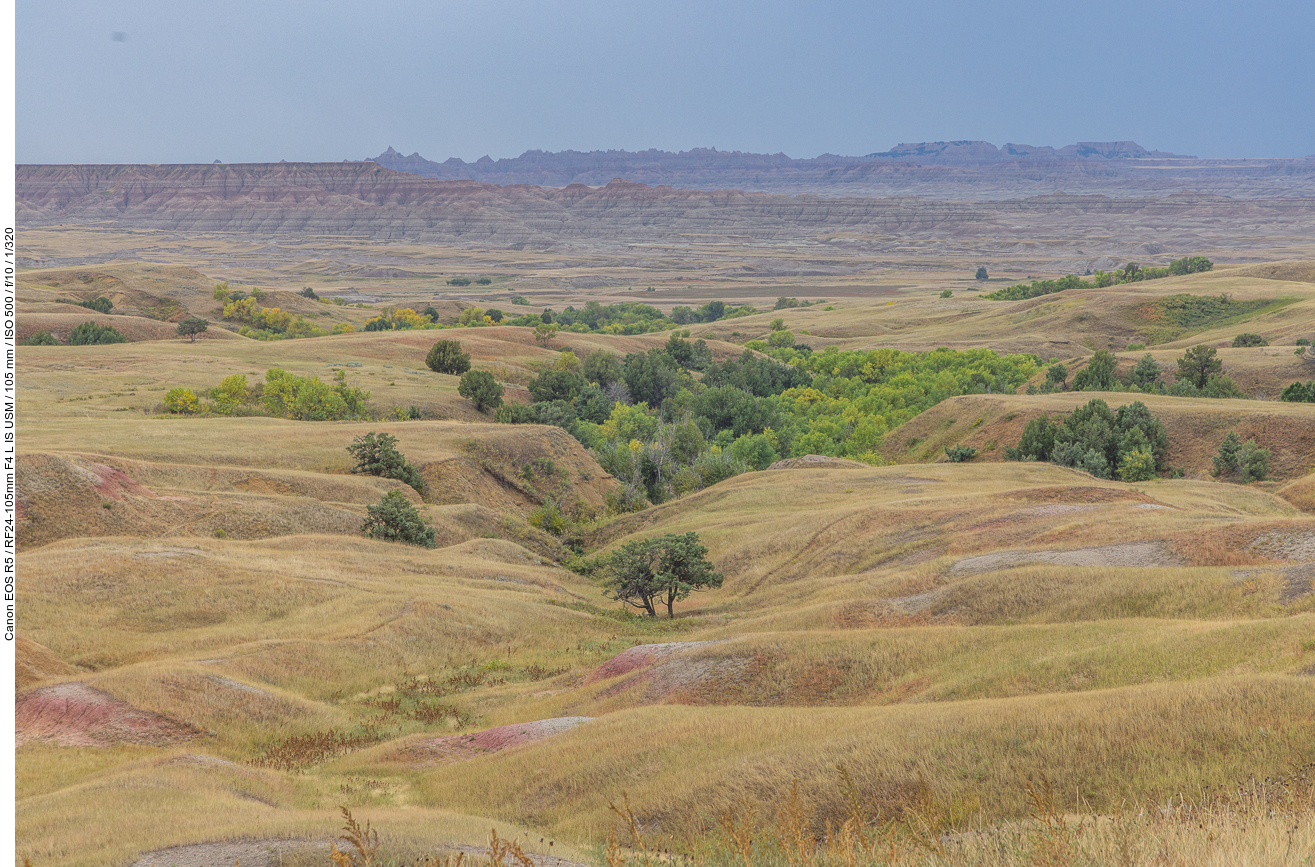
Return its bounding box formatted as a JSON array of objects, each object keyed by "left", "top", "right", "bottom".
[
  {"left": 603, "top": 532, "right": 724, "bottom": 618},
  {"left": 346, "top": 432, "right": 425, "bottom": 492},
  {"left": 533, "top": 322, "right": 559, "bottom": 347},
  {"left": 425, "top": 339, "right": 471, "bottom": 375},
  {"left": 975, "top": 266, "right": 989, "bottom": 281},
  {"left": 361, "top": 490, "right": 436, "bottom": 548},
  {"left": 1176, "top": 344, "right": 1223, "bottom": 389},
  {"left": 457, "top": 369, "right": 504, "bottom": 412},
  {"left": 176, "top": 317, "right": 209, "bottom": 342}
]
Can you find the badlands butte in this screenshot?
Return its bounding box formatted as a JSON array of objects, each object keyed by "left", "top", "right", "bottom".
[{"left": 13, "top": 146, "right": 1315, "bottom": 866}]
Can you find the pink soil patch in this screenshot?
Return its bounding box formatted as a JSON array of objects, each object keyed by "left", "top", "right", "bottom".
[
  {"left": 584, "top": 641, "right": 719, "bottom": 685},
  {"left": 396, "top": 717, "right": 591, "bottom": 764},
  {"left": 15, "top": 682, "right": 199, "bottom": 747},
  {"left": 84, "top": 461, "right": 152, "bottom": 500}
]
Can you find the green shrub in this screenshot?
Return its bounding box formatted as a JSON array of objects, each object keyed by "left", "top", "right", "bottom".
[
  {"left": 73, "top": 296, "right": 113, "bottom": 314},
  {"left": 209, "top": 374, "right": 251, "bottom": 413},
  {"left": 1281, "top": 381, "right": 1315, "bottom": 403},
  {"left": 164, "top": 387, "right": 199, "bottom": 414},
  {"left": 1045, "top": 363, "right": 1068, "bottom": 390},
  {"left": 475, "top": 277, "right": 492, "bottom": 285},
  {"left": 458, "top": 370, "right": 504, "bottom": 411},
  {"left": 510, "top": 296, "right": 530, "bottom": 306},
  {"left": 1297, "top": 338, "right": 1311, "bottom": 347},
  {"left": 263, "top": 368, "right": 369, "bottom": 420},
  {"left": 347, "top": 432, "right": 425, "bottom": 492},
  {"left": 361, "top": 491, "right": 436, "bottom": 548},
  {"left": 1118, "top": 449, "right": 1157, "bottom": 482},
  {"left": 425, "top": 339, "right": 472, "bottom": 375},
  {"left": 1232, "top": 333, "right": 1268, "bottom": 347},
  {"left": 68, "top": 321, "right": 127, "bottom": 345},
  {"left": 939, "top": 289, "right": 953, "bottom": 298},
  {"left": 23, "top": 331, "right": 60, "bottom": 346},
  {"left": 527, "top": 502, "right": 568, "bottom": 536},
  {"left": 944, "top": 444, "right": 977, "bottom": 462},
  {"left": 447, "top": 276, "right": 472, "bottom": 286},
  {"left": 1072, "top": 350, "right": 1117, "bottom": 391},
  {"left": 1212, "top": 431, "right": 1269, "bottom": 483},
  {"left": 1005, "top": 416, "right": 1058, "bottom": 462},
  {"left": 975, "top": 267, "right": 988, "bottom": 281},
  {"left": 728, "top": 433, "right": 779, "bottom": 471}
]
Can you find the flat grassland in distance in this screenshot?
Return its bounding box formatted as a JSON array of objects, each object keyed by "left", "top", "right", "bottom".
[{"left": 15, "top": 250, "right": 1315, "bottom": 866}]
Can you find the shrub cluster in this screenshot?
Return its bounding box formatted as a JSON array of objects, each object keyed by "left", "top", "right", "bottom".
[
  {"left": 222, "top": 295, "right": 328, "bottom": 340},
  {"left": 1213, "top": 431, "right": 1269, "bottom": 483},
  {"left": 58, "top": 296, "right": 113, "bottom": 313},
  {"left": 363, "top": 308, "right": 434, "bottom": 331},
  {"left": 264, "top": 368, "right": 369, "bottom": 420},
  {"left": 68, "top": 321, "right": 127, "bottom": 345},
  {"left": 1005, "top": 398, "right": 1168, "bottom": 482},
  {"left": 161, "top": 369, "right": 370, "bottom": 420}
]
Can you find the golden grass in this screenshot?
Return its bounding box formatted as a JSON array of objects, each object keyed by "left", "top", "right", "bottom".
[
  {"left": 18, "top": 261, "right": 1315, "bottom": 864},
  {"left": 405, "top": 677, "right": 1315, "bottom": 843}
]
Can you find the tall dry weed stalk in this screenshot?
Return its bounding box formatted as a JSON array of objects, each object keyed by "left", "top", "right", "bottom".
[
  {"left": 331, "top": 806, "right": 380, "bottom": 867},
  {"left": 488, "top": 828, "right": 535, "bottom": 867},
  {"left": 717, "top": 797, "right": 758, "bottom": 867}
]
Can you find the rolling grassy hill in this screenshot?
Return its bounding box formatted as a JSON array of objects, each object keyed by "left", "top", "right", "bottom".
[{"left": 16, "top": 264, "right": 1315, "bottom": 865}]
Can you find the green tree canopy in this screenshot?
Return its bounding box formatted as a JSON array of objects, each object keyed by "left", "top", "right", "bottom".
[
  {"left": 426, "top": 339, "right": 472, "bottom": 375},
  {"left": 176, "top": 317, "right": 209, "bottom": 342},
  {"left": 361, "top": 490, "right": 436, "bottom": 547},
  {"left": 602, "top": 532, "right": 724, "bottom": 618},
  {"left": 347, "top": 432, "right": 425, "bottom": 492},
  {"left": 458, "top": 370, "right": 504, "bottom": 411},
  {"left": 1176, "top": 345, "right": 1223, "bottom": 389},
  {"left": 1072, "top": 349, "right": 1118, "bottom": 391}
]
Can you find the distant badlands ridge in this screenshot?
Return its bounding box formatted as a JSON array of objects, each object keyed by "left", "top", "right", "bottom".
[
  {"left": 366, "top": 140, "right": 1315, "bottom": 199},
  {"left": 17, "top": 160, "right": 1315, "bottom": 261}
]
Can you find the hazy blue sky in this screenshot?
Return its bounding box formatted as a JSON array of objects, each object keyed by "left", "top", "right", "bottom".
[{"left": 17, "top": 0, "right": 1315, "bottom": 164}]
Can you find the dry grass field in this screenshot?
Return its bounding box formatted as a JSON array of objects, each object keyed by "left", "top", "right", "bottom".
[{"left": 15, "top": 250, "right": 1315, "bottom": 866}]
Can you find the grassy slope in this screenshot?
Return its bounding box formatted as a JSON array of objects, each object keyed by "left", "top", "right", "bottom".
[
  {"left": 879, "top": 391, "right": 1315, "bottom": 480},
  {"left": 17, "top": 267, "right": 1315, "bottom": 864},
  {"left": 689, "top": 266, "right": 1315, "bottom": 360}
]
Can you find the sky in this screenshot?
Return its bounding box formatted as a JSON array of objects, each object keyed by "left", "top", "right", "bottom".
[{"left": 16, "top": 0, "right": 1315, "bottom": 164}]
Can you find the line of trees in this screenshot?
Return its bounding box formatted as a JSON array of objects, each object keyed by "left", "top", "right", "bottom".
[{"left": 985, "top": 257, "right": 1213, "bottom": 301}]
